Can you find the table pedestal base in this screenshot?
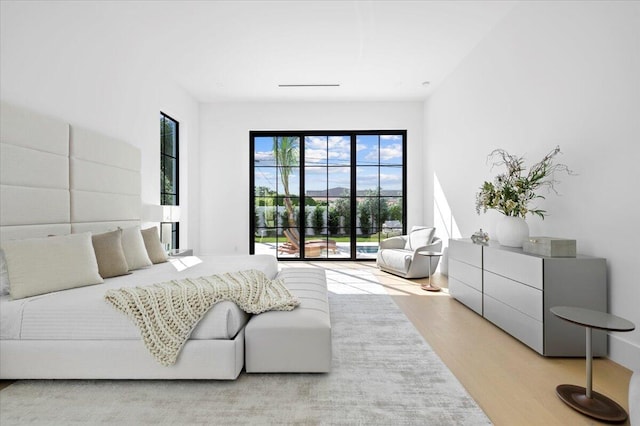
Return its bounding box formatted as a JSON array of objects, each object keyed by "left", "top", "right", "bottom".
[
  {"left": 556, "top": 384, "right": 628, "bottom": 423},
  {"left": 420, "top": 284, "right": 440, "bottom": 292}
]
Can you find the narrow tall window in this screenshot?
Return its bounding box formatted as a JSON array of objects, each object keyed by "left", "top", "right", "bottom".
[{"left": 160, "top": 113, "right": 179, "bottom": 249}]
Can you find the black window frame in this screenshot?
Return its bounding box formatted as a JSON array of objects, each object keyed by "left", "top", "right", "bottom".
[
  {"left": 160, "top": 112, "right": 179, "bottom": 249},
  {"left": 250, "top": 130, "right": 407, "bottom": 261}
]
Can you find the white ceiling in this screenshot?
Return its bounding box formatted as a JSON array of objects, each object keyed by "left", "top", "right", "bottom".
[{"left": 2, "top": 1, "right": 517, "bottom": 102}]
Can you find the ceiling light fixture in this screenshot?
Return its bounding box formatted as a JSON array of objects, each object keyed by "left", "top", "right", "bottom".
[{"left": 278, "top": 84, "right": 340, "bottom": 88}]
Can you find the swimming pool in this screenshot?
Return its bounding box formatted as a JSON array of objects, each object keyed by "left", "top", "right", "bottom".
[{"left": 356, "top": 245, "right": 379, "bottom": 254}]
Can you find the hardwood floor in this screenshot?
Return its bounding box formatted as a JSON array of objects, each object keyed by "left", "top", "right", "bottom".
[
  {"left": 0, "top": 261, "right": 632, "bottom": 425},
  {"left": 300, "top": 261, "right": 632, "bottom": 426}
]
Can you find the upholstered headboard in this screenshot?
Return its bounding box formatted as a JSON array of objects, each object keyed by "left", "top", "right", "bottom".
[
  {"left": 0, "top": 103, "right": 71, "bottom": 241},
  {"left": 0, "top": 102, "right": 141, "bottom": 244},
  {"left": 70, "top": 126, "right": 141, "bottom": 234}
]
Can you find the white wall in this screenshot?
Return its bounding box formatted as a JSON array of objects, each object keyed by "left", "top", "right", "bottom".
[
  {"left": 0, "top": 1, "right": 199, "bottom": 250},
  {"left": 424, "top": 1, "right": 640, "bottom": 369},
  {"left": 197, "top": 102, "right": 424, "bottom": 255}
]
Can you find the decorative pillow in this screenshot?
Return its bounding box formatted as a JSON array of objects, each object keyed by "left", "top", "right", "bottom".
[
  {"left": 2, "top": 233, "right": 104, "bottom": 300},
  {"left": 120, "top": 226, "right": 153, "bottom": 270},
  {"left": 92, "top": 229, "right": 130, "bottom": 278},
  {"left": 141, "top": 226, "right": 168, "bottom": 264},
  {"left": 0, "top": 249, "right": 9, "bottom": 296},
  {"left": 405, "top": 226, "right": 436, "bottom": 250}
]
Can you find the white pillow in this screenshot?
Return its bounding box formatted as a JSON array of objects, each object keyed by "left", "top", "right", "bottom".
[
  {"left": 120, "top": 226, "right": 153, "bottom": 270},
  {"left": 405, "top": 226, "right": 436, "bottom": 250},
  {"left": 2, "top": 233, "right": 104, "bottom": 300},
  {"left": 0, "top": 249, "right": 9, "bottom": 296}
]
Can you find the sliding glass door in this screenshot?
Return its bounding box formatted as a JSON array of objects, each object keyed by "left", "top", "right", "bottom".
[
  {"left": 304, "top": 135, "right": 351, "bottom": 259},
  {"left": 251, "top": 131, "right": 405, "bottom": 260},
  {"left": 355, "top": 134, "right": 404, "bottom": 258},
  {"left": 253, "top": 135, "right": 301, "bottom": 257}
]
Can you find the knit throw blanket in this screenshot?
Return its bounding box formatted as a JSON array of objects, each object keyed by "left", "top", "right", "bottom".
[{"left": 104, "top": 269, "right": 299, "bottom": 366}]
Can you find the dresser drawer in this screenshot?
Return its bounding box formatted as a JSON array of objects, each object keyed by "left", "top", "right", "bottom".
[
  {"left": 449, "top": 277, "right": 482, "bottom": 315},
  {"left": 448, "top": 239, "right": 482, "bottom": 268},
  {"left": 484, "top": 271, "right": 542, "bottom": 321},
  {"left": 484, "top": 295, "right": 543, "bottom": 354},
  {"left": 449, "top": 258, "right": 482, "bottom": 291},
  {"left": 483, "top": 246, "right": 543, "bottom": 289}
]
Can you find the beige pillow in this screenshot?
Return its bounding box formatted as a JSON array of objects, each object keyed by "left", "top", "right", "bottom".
[
  {"left": 92, "top": 229, "right": 130, "bottom": 278},
  {"left": 141, "top": 226, "right": 168, "bottom": 264},
  {"left": 0, "top": 249, "right": 10, "bottom": 296},
  {"left": 2, "top": 233, "right": 104, "bottom": 300},
  {"left": 120, "top": 226, "right": 152, "bottom": 270}
]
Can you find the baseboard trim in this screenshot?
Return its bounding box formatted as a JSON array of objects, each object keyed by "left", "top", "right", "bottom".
[{"left": 609, "top": 334, "right": 640, "bottom": 371}]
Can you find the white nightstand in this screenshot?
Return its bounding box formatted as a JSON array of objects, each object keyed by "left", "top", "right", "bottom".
[{"left": 168, "top": 248, "right": 193, "bottom": 257}]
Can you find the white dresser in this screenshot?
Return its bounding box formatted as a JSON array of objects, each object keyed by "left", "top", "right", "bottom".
[
  {"left": 448, "top": 239, "right": 483, "bottom": 316},
  {"left": 448, "top": 239, "right": 607, "bottom": 356}
]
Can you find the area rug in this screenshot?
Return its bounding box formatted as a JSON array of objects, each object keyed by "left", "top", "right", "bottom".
[{"left": 0, "top": 269, "right": 491, "bottom": 425}]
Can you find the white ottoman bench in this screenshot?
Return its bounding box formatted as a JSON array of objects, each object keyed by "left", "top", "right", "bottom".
[{"left": 245, "top": 268, "right": 331, "bottom": 373}]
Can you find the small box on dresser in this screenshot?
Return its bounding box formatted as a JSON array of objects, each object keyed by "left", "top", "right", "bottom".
[{"left": 523, "top": 237, "right": 576, "bottom": 257}]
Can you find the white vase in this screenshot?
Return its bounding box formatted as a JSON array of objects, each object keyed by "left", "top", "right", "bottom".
[{"left": 496, "top": 215, "right": 529, "bottom": 248}]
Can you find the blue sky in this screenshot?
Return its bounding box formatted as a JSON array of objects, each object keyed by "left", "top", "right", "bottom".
[{"left": 254, "top": 134, "right": 403, "bottom": 193}]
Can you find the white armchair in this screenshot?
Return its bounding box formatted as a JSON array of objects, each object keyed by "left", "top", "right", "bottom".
[{"left": 376, "top": 226, "right": 442, "bottom": 279}]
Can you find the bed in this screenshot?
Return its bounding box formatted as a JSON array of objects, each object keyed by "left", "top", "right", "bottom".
[
  {"left": 0, "top": 102, "right": 332, "bottom": 380},
  {"left": 0, "top": 254, "right": 278, "bottom": 380}
]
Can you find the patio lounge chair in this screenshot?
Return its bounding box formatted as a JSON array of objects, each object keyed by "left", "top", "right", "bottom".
[{"left": 278, "top": 228, "right": 338, "bottom": 257}]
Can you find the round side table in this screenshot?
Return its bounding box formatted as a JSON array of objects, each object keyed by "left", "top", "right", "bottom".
[
  {"left": 551, "top": 306, "right": 635, "bottom": 423},
  {"left": 417, "top": 251, "right": 442, "bottom": 292}
]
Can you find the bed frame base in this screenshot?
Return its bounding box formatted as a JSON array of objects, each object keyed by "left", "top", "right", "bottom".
[{"left": 0, "top": 329, "right": 244, "bottom": 380}]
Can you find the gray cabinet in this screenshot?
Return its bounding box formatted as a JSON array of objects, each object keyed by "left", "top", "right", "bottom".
[{"left": 448, "top": 239, "right": 607, "bottom": 357}]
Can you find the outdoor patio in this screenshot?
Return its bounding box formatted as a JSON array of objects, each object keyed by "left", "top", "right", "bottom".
[{"left": 254, "top": 241, "right": 379, "bottom": 260}]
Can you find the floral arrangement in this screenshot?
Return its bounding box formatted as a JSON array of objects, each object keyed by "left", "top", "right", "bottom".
[{"left": 475, "top": 146, "right": 573, "bottom": 219}]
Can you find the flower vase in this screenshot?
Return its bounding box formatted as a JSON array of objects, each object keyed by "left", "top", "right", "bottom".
[{"left": 496, "top": 215, "right": 529, "bottom": 248}]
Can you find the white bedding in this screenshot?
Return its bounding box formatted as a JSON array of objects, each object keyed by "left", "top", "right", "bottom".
[{"left": 0, "top": 254, "right": 279, "bottom": 341}]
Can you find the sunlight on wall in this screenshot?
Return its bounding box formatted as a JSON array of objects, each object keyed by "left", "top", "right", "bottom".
[
  {"left": 433, "top": 172, "right": 462, "bottom": 241},
  {"left": 433, "top": 173, "right": 461, "bottom": 274}
]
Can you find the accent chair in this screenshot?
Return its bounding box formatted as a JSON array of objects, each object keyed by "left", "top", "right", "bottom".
[{"left": 376, "top": 226, "right": 442, "bottom": 279}]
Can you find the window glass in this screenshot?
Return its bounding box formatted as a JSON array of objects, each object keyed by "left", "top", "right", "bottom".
[{"left": 160, "top": 113, "right": 179, "bottom": 249}]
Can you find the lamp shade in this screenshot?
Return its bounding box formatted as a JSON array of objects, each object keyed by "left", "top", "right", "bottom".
[
  {"left": 142, "top": 205, "right": 164, "bottom": 222},
  {"left": 165, "top": 206, "right": 181, "bottom": 222},
  {"left": 161, "top": 223, "right": 173, "bottom": 245}
]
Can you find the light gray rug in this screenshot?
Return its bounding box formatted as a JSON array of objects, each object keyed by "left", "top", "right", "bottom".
[{"left": 0, "top": 269, "right": 491, "bottom": 425}]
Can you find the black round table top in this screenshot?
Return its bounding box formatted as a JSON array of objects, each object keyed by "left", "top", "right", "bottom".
[{"left": 551, "top": 306, "right": 635, "bottom": 332}]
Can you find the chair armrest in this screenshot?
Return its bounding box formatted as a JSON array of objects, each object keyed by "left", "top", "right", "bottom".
[
  {"left": 411, "top": 238, "right": 443, "bottom": 256},
  {"left": 379, "top": 236, "right": 407, "bottom": 249}
]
